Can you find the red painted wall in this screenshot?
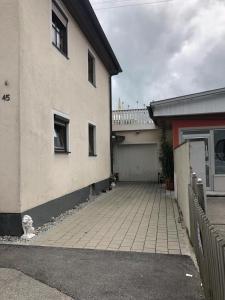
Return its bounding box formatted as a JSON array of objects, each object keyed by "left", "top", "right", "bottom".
[{"left": 172, "top": 119, "right": 225, "bottom": 148}]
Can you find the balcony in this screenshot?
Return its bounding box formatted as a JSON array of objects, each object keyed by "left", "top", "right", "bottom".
[{"left": 112, "top": 109, "right": 155, "bottom": 131}]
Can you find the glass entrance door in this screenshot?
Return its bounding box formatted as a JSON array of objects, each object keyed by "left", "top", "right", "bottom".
[{"left": 181, "top": 130, "right": 212, "bottom": 190}]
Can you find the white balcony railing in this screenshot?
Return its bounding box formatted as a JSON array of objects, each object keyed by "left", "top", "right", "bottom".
[
  {"left": 112, "top": 109, "right": 152, "bottom": 125},
  {"left": 112, "top": 109, "right": 155, "bottom": 131}
]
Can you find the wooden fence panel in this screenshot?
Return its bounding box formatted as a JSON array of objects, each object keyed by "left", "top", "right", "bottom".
[{"left": 189, "top": 177, "right": 225, "bottom": 300}]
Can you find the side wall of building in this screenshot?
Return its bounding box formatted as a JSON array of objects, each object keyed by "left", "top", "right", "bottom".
[
  {"left": 0, "top": 0, "right": 20, "bottom": 214},
  {"left": 115, "top": 129, "right": 161, "bottom": 145},
  {"left": 174, "top": 142, "right": 191, "bottom": 233},
  {"left": 19, "top": 0, "right": 111, "bottom": 215},
  {"left": 0, "top": 0, "right": 21, "bottom": 235}
]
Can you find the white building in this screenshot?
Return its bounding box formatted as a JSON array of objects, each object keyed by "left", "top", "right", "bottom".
[
  {"left": 112, "top": 109, "right": 161, "bottom": 182},
  {"left": 0, "top": 0, "right": 121, "bottom": 235},
  {"left": 149, "top": 87, "right": 225, "bottom": 194}
]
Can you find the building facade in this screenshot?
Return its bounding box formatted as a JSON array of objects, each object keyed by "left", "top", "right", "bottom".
[
  {"left": 112, "top": 109, "right": 161, "bottom": 182},
  {"left": 149, "top": 88, "right": 225, "bottom": 194},
  {"left": 0, "top": 0, "right": 121, "bottom": 235}
]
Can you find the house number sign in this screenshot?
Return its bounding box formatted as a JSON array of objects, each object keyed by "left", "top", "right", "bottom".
[{"left": 2, "top": 94, "right": 11, "bottom": 102}]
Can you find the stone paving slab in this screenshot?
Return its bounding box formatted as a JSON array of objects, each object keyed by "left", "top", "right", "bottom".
[
  {"left": 30, "top": 183, "right": 191, "bottom": 255},
  {"left": 0, "top": 268, "right": 72, "bottom": 300}
]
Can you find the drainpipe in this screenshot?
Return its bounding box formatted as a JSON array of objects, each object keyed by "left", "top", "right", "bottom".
[{"left": 109, "top": 75, "right": 113, "bottom": 175}]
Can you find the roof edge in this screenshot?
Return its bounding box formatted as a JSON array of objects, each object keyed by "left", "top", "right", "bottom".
[
  {"left": 61, "top": 0, "right": 122, "bottom": 76},
  {"left": 150, "top": 87, "right": 225, "bottom": 107}
]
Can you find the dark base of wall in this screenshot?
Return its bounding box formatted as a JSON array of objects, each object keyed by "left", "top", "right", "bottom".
[
  {"left": 0, "top": 178, "right": 110, "bottom": 237},
  {"left": 94, "top": 178, "right": 110, "bottom": 194},
  {"left": 0, "top": 214, "right": 23, "bottom": 236}
]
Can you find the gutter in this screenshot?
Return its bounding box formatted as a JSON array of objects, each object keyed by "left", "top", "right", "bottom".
[
  {"left": 109, "top": 76, "right": 113, "bottom": 174},
  {"left": 147, "top": 104, "right": 158, "bottom": 125}
]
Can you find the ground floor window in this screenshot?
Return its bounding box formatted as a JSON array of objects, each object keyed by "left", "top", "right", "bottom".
[
  {"left": 89, "top": 123, "right": 96, "bottom": 156},
  {"left": 214, "top": 129, "right": 225, "bottom": 174},
  {"left": 54, "top": 114, "right": 69, "bottom": 153}
]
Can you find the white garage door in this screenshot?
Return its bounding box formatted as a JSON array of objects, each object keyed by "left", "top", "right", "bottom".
[{"left": 115, "top": 144, "right": 159, "bottom": 182}]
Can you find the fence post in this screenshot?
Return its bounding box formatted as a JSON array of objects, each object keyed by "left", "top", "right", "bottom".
[
  {"left": 192, "top": 172, "right": 197, "bottom": 195},
  {"left": 196, "top": 178, "right": 206, "bottom": 213}
]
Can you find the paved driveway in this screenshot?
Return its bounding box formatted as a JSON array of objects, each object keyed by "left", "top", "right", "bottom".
[{"left": 31, "top": 183, "right": 190, "bottom": 255}]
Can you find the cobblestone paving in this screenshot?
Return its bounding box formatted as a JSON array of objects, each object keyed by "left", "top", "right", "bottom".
[{"left": 31, "top": 183, "right": 191, "bottom": 255}]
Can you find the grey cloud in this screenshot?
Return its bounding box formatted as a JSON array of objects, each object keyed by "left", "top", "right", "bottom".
[{"left": 91, "top": 0, "right": 225, "bottom": 109}]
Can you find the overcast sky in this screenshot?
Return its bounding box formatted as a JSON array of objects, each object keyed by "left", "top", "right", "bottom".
[{"left": 90, "top": 0, "right": 225, "bottom": 110}]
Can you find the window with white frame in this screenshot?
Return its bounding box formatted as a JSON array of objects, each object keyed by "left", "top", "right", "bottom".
[
  {"left": 54, "top": 114, "right": 69, "bottom": 153},
  {"left": 52, "top": 1, "right": 68, "bottom": 56},
  {"left": 89, "top": 123, "right": 96, "bottom": 156},
  {"left": 88, "top": 51, "right": 96, "bottom": 86}
]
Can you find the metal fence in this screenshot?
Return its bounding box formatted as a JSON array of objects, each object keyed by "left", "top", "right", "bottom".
[{"left": 189, "top": 173, "right": 225, "bottom": 300}]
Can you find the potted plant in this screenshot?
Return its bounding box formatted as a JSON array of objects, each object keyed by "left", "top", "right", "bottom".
[{"left": 160, "top": 130, "right": 174, "bottom": 190}]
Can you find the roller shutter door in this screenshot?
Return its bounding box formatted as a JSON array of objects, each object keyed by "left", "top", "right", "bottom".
[{"left": 115, "top": 144, "right": 159, "bottom": 182}]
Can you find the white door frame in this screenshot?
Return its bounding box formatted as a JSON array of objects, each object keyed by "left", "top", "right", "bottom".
[{"left": 179, "top": 129, "right": 213, "bottom": 191}]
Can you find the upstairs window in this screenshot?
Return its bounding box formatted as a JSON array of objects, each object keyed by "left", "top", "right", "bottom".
[
  {"left": 88, "top": 51, "right": 96, "bottom": 86},
  {"left": 52, "top": 1, "right": 68, "bottom": 56},
  {"left": 54, "top": 114, "right": 69, "bottom": 153},
  {"left": 89, "top": 123, "right": 96, "bottom": 156}
]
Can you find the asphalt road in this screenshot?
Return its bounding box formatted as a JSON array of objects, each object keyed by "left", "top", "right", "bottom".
[
  {"left": 0, "top": 268, "right": 72, "bottom": 300},
  {"left": 0, "top": 245, "right": 204, "bottom": 300}
]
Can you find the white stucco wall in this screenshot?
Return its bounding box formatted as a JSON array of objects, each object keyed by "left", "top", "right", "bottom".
[
  {"left": 174, "top": 142, "right": 191, "bottom": 233},
  {"left": 0, "top": 0, "right": 20, "bottom": 213},
  {"left": 189, "top": 141, "right": 206, "bottom": 190},
  {"left": 0, "top": 0, "right": 111, "bottom": 213},
  {"left": 115, "top": 129, "right": 161, "bottom": 145}
]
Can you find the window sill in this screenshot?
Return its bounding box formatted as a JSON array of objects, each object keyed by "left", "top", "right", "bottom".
[
  {"left": 89, "top": 154, "right": 97, "bottom": 157},
  {"left": 55, "top": 149, "right": 71, "bottom": 154},
  {"left": 52, "top": 42, "right": 69, "bottom": 60},
  {"left": 88, "top": 80, "right": 96, "bottom": 88}
]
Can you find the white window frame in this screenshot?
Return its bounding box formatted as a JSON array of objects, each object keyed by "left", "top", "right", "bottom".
[
  {"left": 88, "top": 122, "right": 97, "bottom": 157},
  {"left": 53, "top": 110, "right": 70, "bottom": 154},
  {"left": 88, "top": 50, "right": 96, "bottom": 87}
]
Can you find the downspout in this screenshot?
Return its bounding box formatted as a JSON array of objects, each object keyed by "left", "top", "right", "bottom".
[{"left": 109, "top": 75, "right": 113, "bottom": 175}]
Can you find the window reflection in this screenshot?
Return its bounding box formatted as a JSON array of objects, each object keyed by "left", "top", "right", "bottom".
[{"left": 214, "top": 130, "right": 225, "bottom": 174}]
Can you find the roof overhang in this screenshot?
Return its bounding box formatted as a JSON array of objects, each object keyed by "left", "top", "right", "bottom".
[
  {"left": 148, "top": 87, "right": 225, "bottom": 127},
  {"left": 149, "top": 113, "right": 225, "bottom": 129},
  {"left": 61, "top": 0, "right": 122, "bottom": 76}
]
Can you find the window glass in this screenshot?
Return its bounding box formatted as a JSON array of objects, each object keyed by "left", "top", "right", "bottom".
[
  {"left": 54, "top": 115, "right": 69, "bottom": 153},
  {"left": 54, "top": 125, "right": 65, "bottom": 150},
  {"left": 52, "top": 2, "right": 68, "bottom": 56},
  {"left": 88, "top": 52, "right": 96, "bottom": 85},
  {"left": 181, "top": 129, "right": 210, "bottom": 143},
  {"left": 89, "top": 124, "right": 96, "bottom": 156},
  {"left": 214, "top": 129, "right": 225, "bottom": 174},
  {"left": 182, "top": 129, "right": 210, "bottom": 136}
]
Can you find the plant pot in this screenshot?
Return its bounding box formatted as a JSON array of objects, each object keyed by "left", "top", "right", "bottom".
[{"left": 165, "top": 178, "right": 174, "bottom": 191}]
